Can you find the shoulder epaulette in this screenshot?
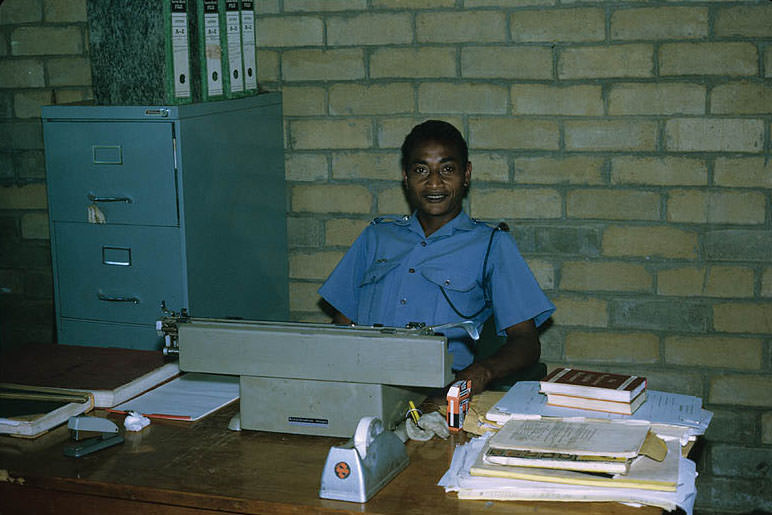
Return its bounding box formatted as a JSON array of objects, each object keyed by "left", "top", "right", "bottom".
[
  {"left": 370, "top": 215, "right": 410, "bottom": 225},
  {"left": 471, "top": 219, "right": 510, "bottom": 232}
]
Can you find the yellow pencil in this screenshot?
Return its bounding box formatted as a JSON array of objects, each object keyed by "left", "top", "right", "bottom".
[{"left": 408, "top": 400, "right": 420, "bottom": 424}]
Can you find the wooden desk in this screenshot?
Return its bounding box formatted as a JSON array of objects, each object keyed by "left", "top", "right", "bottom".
[{"left": 0, "top": 404, "right": 659, "bottom": 514}]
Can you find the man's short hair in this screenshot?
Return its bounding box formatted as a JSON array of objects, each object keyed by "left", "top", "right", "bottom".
[{"left": 400, "top": 120, "right": 469, "bottom": 170}]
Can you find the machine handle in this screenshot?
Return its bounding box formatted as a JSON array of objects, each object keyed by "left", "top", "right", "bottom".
[
  {"left": 88, "top": 193, "right": 132, "bottom": 203},
  {"left": 97, "top": 292, "right": 140, "bottom": 304}
]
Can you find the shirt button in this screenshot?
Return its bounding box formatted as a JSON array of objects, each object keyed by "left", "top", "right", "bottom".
[
  {"left": 408, "top": 268, "right": 415, "bottom": 273},
  {"left": 444, "top": 279, "right": 451, "bottom": 286},
  {"left": 420, "top": 241, "right": 427, "bottom": 247},
  {"left": 400, "top": 298, "right": 407, "bottom": 305}
]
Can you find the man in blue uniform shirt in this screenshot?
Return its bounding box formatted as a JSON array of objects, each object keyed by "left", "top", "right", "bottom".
[{"left": 319, "top": 120, "right": 554, "bottom": 394}]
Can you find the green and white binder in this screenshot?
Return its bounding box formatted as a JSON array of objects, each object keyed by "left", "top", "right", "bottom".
[
  {"left": 240, "top": 0, "right": 258, "bottom": 94},
  {"left": 198, "top": 0, "right": 226, "bottom": 101}
]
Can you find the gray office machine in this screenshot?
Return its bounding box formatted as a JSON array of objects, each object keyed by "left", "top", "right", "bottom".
[{"left": 159, "top": 315, "right": 455, "bottom": 437}]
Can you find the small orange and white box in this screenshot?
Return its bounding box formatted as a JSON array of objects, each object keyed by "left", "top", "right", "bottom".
[{"left": 446, "top": 379, "right": 471, "bottom": 432}]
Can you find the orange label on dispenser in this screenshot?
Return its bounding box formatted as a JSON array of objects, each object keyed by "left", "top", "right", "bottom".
[{"left": 446, "top": 379, "right": 471, "bottom": 432}]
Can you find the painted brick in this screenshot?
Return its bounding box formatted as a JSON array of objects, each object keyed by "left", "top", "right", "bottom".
[
  {"left": 512, "top": 225, "right": 601, "bottom": 256},
  {"left": 327, "top": 13, "right": 412, "bottom": 46},
  {"left": 608, "top": 83, "right": 705, "bottom": 116},
  {"left": 0, "top": 60, "right": 45, "bottom": 88},
  {"left": 286, "top": 216, "right": 322, "bottom": 248},
  {"left": 416, "top": 11, "right": 506, "bottom": 43},
  {"left": 510, "top": 8, "right": 604, "bottom": 42},
  {"left": 763, "top": 412, "right": 772, "bottom": 445},
  {"left": 559, "top": 44, "right": 653, "bottom": 79},
  {"left": 257, "top": 50, "right": 279, "bottom": 83},
  {"left": 713, "top": 303, "right": 772, "bottom": 334},
  {"left": 712, "top": 445, "right": 772, "bottom": 480},
  {"left": 0, "top": 121, "right": 42, "bottom": 151},
  {"left": 462, "top": 46, "right": 553, "bottom": 80},
  {"left": 0, "top": 184, "right": 47, "bottom": 209},
  {"left": 44, "top": 0, "right": 87, "bottom": 22},
  {"left": 715, "top": 5, "right": 772, "bottom": 38},
  {"left": 0, "top": 153, "right": 13, "bottom": 180},
  {"left": 283, "top": 0, "right": 366, "bottom": 11},
  {"left": 665, "top": 118, "right": 764, "bottom": 153},
  {"left": 527, "top": 258, "right": 555, "bottom": 290},
  {"left": 53, "top": 88, "right": 92, "bottom": 105},
  {"left": 511, "top": 85, "right": 602, "bottom": 116},
  {"left": 13, "top": 90, "right": 53, "bottom": 119},
  {"left": 710, "top": 374, "right": 772, "bottom": 408},
  {"left": 11, "top": 26, "right": 82, "bottom": 56},
  {"left": 46, "top": 57, "right": 91, "bottom": 87},
  {"left": 567, "top": 190, "right": 660, "bottom": 221},
  {"left": 708, "top": 408, "right": 757, "bottom": 445},
  {"left": 282, "top": 86, "right": 326, "bottom": 116},
  {"left": 376, "top": 116, "right": 463, "bottom": 149},
  {"left": 332, "top": 152, "right": 400, "bottom": 181},
  {"left": 14, "top": 150, "right": 45, "bottom": 179},
  {"left": 565, "top": 331, "right": 659, "bottom": 363},
  {"left": 376, "top": 186, "right": 410, "bottom": 214},
  {"left": 467, "top": 0, "right": 552, "bottom": 5},
  {"left": 470, "top": 188, "right": 561, "bottom": 220},
  {"left": 256, "top": 16, "right": 323, "bottom": 47},
  {"left": 610, "top": 157, "right": 707, "bottom": 186},
  {"left": 373, "top": 0, "right": 454, "bottom": 7},
  {"left": 255, "top": 1, "right": 279, "bottom": 14},
  {"left": 0, "top": 269, "right": 23, "bottom": 295},
  {"left": 602, "top": 225, "right": 697, "bottom": 259},
  {"left": 712, "top": 81, "right": 772, "bottom": 115},
  {"left": 659, "top": 42, "right": 757, "bottom": 77},
  {"left": 370, "top": 47, "right": 456, "bottom": 79},
  {"left": 285, "top": 153, "right": 328, "bottom": 182},
  {"left": 20, "top": 212, "right": 48, "bottom": 239},
  {"left": 469, "top": 118, "right": 559, "bottom": 150},
  {"left": 766, "top": 49, "right": 772, "bottom": 79},
  {"left": 639, "top": 370, "right": 703, "bottom": 397},
  {"left": 560, "top": 261, "right": 652, "bottom": 292},
  {"left": 665, "top": 336, "right": 761, "bottom": 369},
  {"left": 289, "top": 281, "right": 324, "bottom": 312},
  {"left": 657, "top": 266, "right": 705, "bottom": 297},
  {"left": 325, "top": 218, "right": 368, "bottom": 247},
  {"left": 25, "top": 269, "right": 53, "bottom": 299},
  {"left": 539, "top": 331, "right": 563, "bottom": 362},
  {"left": 704, "top": 230, "right": 772, "bottom": 262},
  {"left": 610, "top": 7, "right": 708, "bottom": 40},
  {"left": 471, "top": 153, "right": 509, "bottom": 183},
  {"left": 565, "top": 120, "right": 657, "bottom": 152},
  {"left": 0, "top": 0, "right": 42, "bottom": 24},
  {"left": 551, "top": 296, "right": 608, "bottom": 327},
  {"left": 763, "top": 267, "right": 772, "bottom": 297},
  {"left": 419, "top": 83, "right": 507, "bottom": 114},
  {"left": 289, "top": 250, "right": 344, "bottom": 280},
  {"left": 611, "top": 299, "right": 710, "bottom": 332},
  {"left": 330, "top": 83, "right": 413, "bottom": 116},
  {"left": 291, "top": 184, "right": 372, "bottom": 214},
  {"left": 667, "top": 190, "right": 766, "bottom": 225},
  {"left": 659, "top": 266, "right": 754, "bottom": 298},
  {"left": 282, "top": 49, "right": 364, "bottom": 81},
  {"left": 515, "top": 156, "right": 604, "bottom": 185},
  {"left": 714, "top": 157, "right": 772, "bottom": 188},
  {"left": 290, "top": 119, "right": 371, "bottom": 150}
]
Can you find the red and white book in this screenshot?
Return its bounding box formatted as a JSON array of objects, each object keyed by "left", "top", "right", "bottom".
[
  {"left": 546, "top": 390, "right": 648, "bottom": 415},
  {"left": 540, "top": 368, "right": 646, "bottom": 403}
]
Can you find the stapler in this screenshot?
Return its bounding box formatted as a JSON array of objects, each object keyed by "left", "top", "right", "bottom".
[
  {"left": 319, "top": 416, "right": 409, "bottom": 503},
  {"left": 64, "top": 416, "right": 124, "bottom": 458}
]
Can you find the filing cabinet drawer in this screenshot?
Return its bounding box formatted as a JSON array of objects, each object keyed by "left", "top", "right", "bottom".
[
  {"left": 59, "top": 318, "right": 163, "bottom": 351},
  {"left": 54, "top": 222, "right": 185, "bottom": 324},
  {"left": 44, "top": 121, "right": 178, "bottom": 226}
]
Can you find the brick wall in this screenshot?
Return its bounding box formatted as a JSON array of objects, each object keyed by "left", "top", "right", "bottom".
[{"left": 1, "top": 0, "right": 770, "bottom": 511}]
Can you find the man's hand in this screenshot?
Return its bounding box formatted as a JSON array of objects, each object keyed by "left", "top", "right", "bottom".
[{"left": 455, "top": 318, "right": 540, "bottom": 394}]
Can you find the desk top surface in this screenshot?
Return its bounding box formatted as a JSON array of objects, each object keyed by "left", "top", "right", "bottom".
[{"left": 0, "top": 404, "right": 660, "bottom": 514}]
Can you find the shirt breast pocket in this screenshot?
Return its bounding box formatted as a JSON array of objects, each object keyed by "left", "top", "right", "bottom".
[{"left": 420, "top": 267, "right": 485, "bottom": 319}]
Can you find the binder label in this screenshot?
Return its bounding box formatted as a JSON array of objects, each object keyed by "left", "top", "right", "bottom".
[
  {"left": 241, "top": 1, "right": 257, "bottom": 91},
  {"left": 226, "top": 1, "right": 244, "bottom": 93},
  {"left": 203, "top": 0, "right": 224, "bottom": 96},
  {"left": 170, "top": 1, "right": 192, "bottom": 99}
]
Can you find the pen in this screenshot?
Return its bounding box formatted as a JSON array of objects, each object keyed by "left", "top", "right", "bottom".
[{"left": 408, "top": 401, "right": 420, "bottom": 424}]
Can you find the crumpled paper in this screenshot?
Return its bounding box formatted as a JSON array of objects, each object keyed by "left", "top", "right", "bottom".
[
  {"left": 406, "top": 411, "right": 450, "bottom": 441},
  {"left": 123, "top": 411, "right": 150, "bottom": 432}
]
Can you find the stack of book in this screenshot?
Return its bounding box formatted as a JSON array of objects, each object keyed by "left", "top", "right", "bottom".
[{"left": 539, "top": 368, "right": 647, "bottom": 415}]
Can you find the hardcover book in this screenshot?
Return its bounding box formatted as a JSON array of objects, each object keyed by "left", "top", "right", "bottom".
[
  {"left": 540, "top": 368, "right": 647, "bottom": 403},
  {"left": 546, "top": 390, "right": 648, "bottom": 416}
]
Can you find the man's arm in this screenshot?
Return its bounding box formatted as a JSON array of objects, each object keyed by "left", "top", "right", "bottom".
[{"left": 454, "top": 318, "right": 540, "bottom": 394}]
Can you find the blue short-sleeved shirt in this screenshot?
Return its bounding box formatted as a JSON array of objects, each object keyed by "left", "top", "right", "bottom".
[{"left": 318, "top": 211, "right": 555, "bottom": 371}]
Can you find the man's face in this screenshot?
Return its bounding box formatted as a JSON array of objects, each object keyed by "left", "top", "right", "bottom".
[{"left": 403, "top": 139, "right": 471, "bottom": 232}]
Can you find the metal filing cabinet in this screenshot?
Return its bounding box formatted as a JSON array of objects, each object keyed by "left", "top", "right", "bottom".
[{"left": 42, "top": 94, "right": 288, "bottom": 350}]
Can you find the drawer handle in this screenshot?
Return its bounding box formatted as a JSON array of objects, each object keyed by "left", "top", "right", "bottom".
[
  {"left": 88, "top": 193, "right": 132, "bottom": 204},
  {"left": 97, "top": 292, "right": 140, "bottom": 304}
]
